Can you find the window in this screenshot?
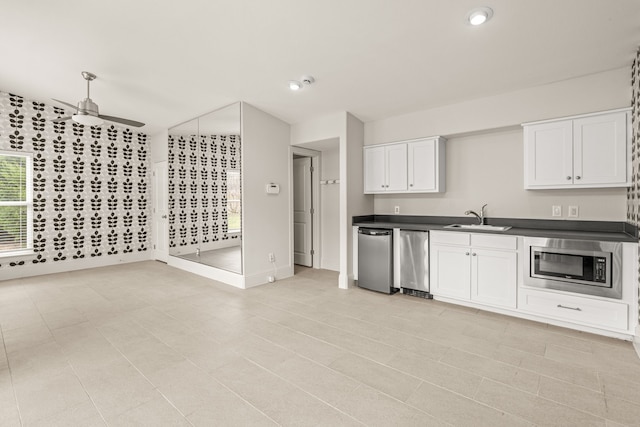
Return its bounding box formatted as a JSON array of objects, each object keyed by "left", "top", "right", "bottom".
[
  {"left": 226, "top": 169, "right": 241, "bottom": 233},
  {"left": 0, "top": 152, "right": 33, "bottom": 255}
]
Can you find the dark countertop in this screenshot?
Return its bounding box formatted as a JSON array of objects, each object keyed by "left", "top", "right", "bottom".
[{"left": 352, "top": 215, "right": 638, "bottom": 243}]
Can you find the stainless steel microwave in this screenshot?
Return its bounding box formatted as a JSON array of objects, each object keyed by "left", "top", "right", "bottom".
[{"left": 523, "top": 237, "right": 622, "bottom": 299}]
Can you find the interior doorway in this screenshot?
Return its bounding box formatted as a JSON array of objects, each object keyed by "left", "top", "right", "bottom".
[
  {"left": 293, "top": 156, "right": 313, "bottom": 266},
  {"left": 292, "top": 147, "right": 321, "bottom": 269}
]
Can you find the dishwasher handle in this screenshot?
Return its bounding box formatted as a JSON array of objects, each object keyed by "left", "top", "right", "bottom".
[{"left": 358, "top": 228, "right": 392, "bottom": 236}]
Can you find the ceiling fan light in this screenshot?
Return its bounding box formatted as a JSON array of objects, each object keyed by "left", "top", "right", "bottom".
[{"left": 72, "top": 113, "right": 103, "bottom": 126}]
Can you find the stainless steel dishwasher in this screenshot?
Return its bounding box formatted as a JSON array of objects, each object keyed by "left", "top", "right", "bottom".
[
  {"left": 357, "top": 228, "right": 393, "bottom": 294},
  {"left": 399, "top": 230, "right": 431, "bottom": 298}
]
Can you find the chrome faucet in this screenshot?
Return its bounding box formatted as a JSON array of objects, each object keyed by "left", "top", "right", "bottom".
[{"left": 465, "top": 204, "right": 487, "bottom": 225}]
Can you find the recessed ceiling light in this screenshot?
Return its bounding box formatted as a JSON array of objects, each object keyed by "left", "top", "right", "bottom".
[
  {"left": 289, "top": 80, "right": 303, "bottom": 91},
  {"left": 468, "top": 7, "right": 493, "bottom": 26},
  {"left": 289, "top": 75, "right": 315, "bottom": 91}
]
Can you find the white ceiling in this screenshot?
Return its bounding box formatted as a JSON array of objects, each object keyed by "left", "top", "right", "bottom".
[{"left": 1, "top": 0, "right": 639, "bottom": 135}]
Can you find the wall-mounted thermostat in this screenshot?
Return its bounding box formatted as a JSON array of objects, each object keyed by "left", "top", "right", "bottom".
[{"left": 266, "top": 183, "right": 280, "bottom": 194}]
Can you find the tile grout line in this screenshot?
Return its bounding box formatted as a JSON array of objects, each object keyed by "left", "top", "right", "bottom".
[
  {"left": 121, "top": 316, "right": 282, "bottom": 426},
  {"left": 25, "top": 283, "right": 110, "bottom": 427},
  {"left": 87, "top": 317, "right": 197, "bottom": 426},
  {"left": 0, "top": 322, "right": 24, "bottom": 427}
]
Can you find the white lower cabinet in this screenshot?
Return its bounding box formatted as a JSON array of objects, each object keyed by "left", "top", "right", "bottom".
[
  {"left": 430, "top": 231, "right": 517, "bottom": 309},
  {"left": 519, "top": 288, "right": 628, "bottom": 331}
]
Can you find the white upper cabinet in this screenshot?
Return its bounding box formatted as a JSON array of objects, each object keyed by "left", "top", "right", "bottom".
[
  {"left": 386, "top": 143, "right": 408, "bottom": 191},
  {"left": 523, "top": 109, "right": 630, "bottom": 189},
  {"left": 364, "top": 137, "right": 445, "bottom": 194},
  {"left": 364, "top": 143, "right": 407, "bottom": 192},
  {"left": 407, "top": 138, "right": 446, "bottom": 192}
]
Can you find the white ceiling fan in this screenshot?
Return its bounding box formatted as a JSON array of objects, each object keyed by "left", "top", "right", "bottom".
[{"left": 52, "top": 71, "right": 145, "bottom": 128}]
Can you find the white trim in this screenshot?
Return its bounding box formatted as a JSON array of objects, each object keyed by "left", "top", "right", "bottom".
[
  {"left": 291, "top": 146, "right": 322, "bottom": 269},
  {"left": 0, "top": 249, "right": 34, "bottom": 260},
  {"left": 521, "top": 107, "right": 631, "bottom": 126},
  {"left": 634, "top": 325, "right": 640, "bottom": 360},
  {"left": 168, "top": 255, "right": 294, "bottom": 290},
  {"left": 0, "top": 251, "right": 151, "bottom": 281},
  {"left": 168, "top": 255, "right": 244, "bottom": 288}
]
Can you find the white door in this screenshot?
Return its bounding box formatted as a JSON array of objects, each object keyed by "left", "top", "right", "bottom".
[
  {"left": 524, "top": 121, "right": 573, "bottom": 187},
  {"left": 573, "top": 112, "right": 628, "bottom": 186},
  {"left": 470, "top": 248, "right": 517, "bottom": 308},
  {"left": 430, "top": 244, "right": 471, "bottom": 299},
  {"left": 293, "top": 157, "right": 313, "bottom": 266},
  {"left": 364, "top": 146, "right": 386, "bottom": 193},
  {"left": 385, "top": 144, "right": 408, "bottom": 192},
  {"left": 153, "top": 161, "right": 169, "bottom": 262},
  {"left": 408, "top": 139, "right": 436, "bottom": 191}
]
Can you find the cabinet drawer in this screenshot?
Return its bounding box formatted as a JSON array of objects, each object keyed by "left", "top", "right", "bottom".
[
  {"left": 519, "top": 289, "right": 628, "bottom": 331},
  {"left": 471, "top": 234, "right": 517, "bottom": 250},
  {"left": 430, "top": 231, "right": 470, "bottom": 246}
]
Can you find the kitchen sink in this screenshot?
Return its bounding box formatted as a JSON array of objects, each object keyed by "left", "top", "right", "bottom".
[{"left": 444, "top": 224, "right": 512, "bottom": 231}]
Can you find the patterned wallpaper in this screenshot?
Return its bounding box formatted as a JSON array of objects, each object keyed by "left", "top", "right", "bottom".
[
  {"left": 0, "top": 91, "right": 149, "bottom": 270},
  {"left": 629, "top": 48, "right": 640, "bottom": 322},
  {"left": 167, "top": 134, "right": 241, "bottom": 253}
]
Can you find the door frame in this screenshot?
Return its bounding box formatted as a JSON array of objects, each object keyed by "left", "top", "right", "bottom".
[
  {"left": 153, "top": 160, "right": 169, "bottom": 263},
  {"left": 291, "top": 146, "right": 321, "bottom": 269}
]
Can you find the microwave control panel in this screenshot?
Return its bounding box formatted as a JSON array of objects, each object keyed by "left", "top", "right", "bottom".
[{"left": 594, "top": 257, "right": 607, "bottom": 282}]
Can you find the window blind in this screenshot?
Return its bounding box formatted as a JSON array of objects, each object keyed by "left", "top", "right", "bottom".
[{"left": 0, "top": 153, "right": 30, "bottom": 252}]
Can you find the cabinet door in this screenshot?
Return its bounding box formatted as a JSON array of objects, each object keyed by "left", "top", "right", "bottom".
[
  {"left": 408, "top": 139, "right": 436, "bottom": 191},
  {"left": 471, "top": 248, "right": 516, "bottom": 308},
  {"left": 574, "top": 112, "right": 628, "bottom": 186},
  {"left": 364, "top": 146, "right": 386, "bottom": 193},
  {"left": 385, "top": 144, "right": 407, "bottom": 192},
  {"left": 430, "top": 244, "right": 471, "bottom": 300},
  {"left": 524, "top": 121, "right": 573, "bottom": 188}
]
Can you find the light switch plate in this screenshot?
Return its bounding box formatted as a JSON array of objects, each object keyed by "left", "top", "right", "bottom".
[
  {"left": 394, "top": 206, "right": 400, "bottom": 214},
  {"left": 552, "top": 206, "right": 562, "bottom": 217},
  {"left": 568, "top": 206, "right": 579, "bottom": 218}
]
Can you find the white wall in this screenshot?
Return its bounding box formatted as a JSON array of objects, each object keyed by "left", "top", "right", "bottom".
[
  {"left": 320, "top": 145, "right": 340, "bottom": 271},
  {"left": 242, "top": 103, "right": 293, "bottom": 286},
  {"left": 365, "top": 67, "right": 630, "bottom": 145},
  {"left": 291, "top": 112, "right": 345, "bottom": 145},
  {"left": 149, "top": 129, "right": 168, "bottom": 162},
  {"left": 365, "top": 68, "right": 631, "bottom": 221},
  {"left": 341, "top": 113, "right": 373, "bottom": 287}
]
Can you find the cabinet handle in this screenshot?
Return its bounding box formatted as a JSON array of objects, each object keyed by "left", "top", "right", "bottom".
[
  {"left": 465, "top": 252, "right": 470, "bottom": 256},
  {"left": 472, "top": 253, "right": 477, "bottom": 256},
  {"left": 381, "top": 185, "right": 384, "bottom": 188},
  {"left": 557, "top": 304, "right": 582, "bottom": 311},
  {"left": 575, "top": 176, "right": 581, "bottom": 180},
  {"left": 566, "top": 176, "right": 572, "bottom": 180},
  {"left": 409, "top": 184, "right": 413, "bottom": 187}
]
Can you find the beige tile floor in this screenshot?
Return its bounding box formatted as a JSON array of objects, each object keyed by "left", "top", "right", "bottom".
[{"left": 1, "top": 261, "right": 640, "bottom": 426}]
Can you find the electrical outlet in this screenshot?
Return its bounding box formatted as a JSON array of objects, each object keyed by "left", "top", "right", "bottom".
[
  {"left": 568, "top": 206, "right": 579, "bottom": 218},
  {"left": 394, "top": 206, "right": 400, "bottom": 214},
  {"left": 268, "top": 253, "right": 275, "bottom": 263},
  {"left": 552, "top": 205, "right": 562, "bottom": 217}
]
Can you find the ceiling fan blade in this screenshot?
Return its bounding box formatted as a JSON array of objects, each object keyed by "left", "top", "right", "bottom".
[
  {"left": 51, "top": 98, "right": 78, "bottom": 110},
  {"left": 51, "top": 116, "right": 72, "bottom": 123},
  {"left": 98, "top": 114, "right": 145, "bottom": 128}
]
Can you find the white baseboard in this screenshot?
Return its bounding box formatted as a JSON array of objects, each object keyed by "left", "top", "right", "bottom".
[
  {"left": 168, "top": 256, "right": 244, "bottom": 288},
  {"left": 634, "top": 325, "right": 640, "bottom": 360},
  {"left": 0, "top": 252, "right": 152, "bottom": 281},
  {"left": 339, "top": 273, "right": 353, "bottom": 290},
  {"left": 168, "top": 257, "right": 294, "bottom": 290},
  {"left": 243, "top": 265, "right": 294, "bottom": 289}
]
